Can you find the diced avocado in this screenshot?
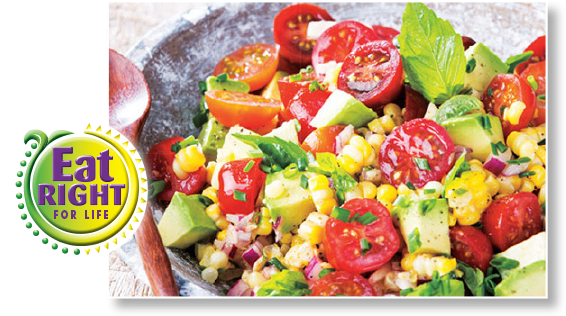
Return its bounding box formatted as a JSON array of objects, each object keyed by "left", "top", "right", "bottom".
[
  {"left": 493, "top": 232, "right": 546, "bottom": 277},
  {"left": 198, "top": 117, "right": 229, "bottom": 161},
  {"left": 406, "top": 279, "right": 465, "bottom": 297},
  {"left": 205, "top": 75, "right": 250, "bottom": 93},
  {"left": 494, "top": 260, "right": 546, "bottom": 297},
  {"left": 266, "top": 120, "right": 299, "bottom": 144},
  {"left": 399, "top": 198, "right": 450, "bottom": 255},
  {"left": 263, "top": 171, "right": 316, "bottom": 233},
  {"left": 441, "top": 113, "right": 504, "bottom": 161},
  {"left": 157, "top": 192, "right": 217, "bottom": 249},
  {"left": 309, "top": 90, "right": 377, "bottom": 128},
  {"left": 261, "top": 71, "right": 288, "bottom": 101},
  {"left": 464, "top": 43, "right": 508, "bottom": 92}
]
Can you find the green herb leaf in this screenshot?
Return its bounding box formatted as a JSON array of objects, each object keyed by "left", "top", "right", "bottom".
[
  {"left": 442, "top": 150, "right": 471, "bottom": 197},
  {"left": 433, "top": 95, "right": 483, "bottom": 124},
  {"left": 408, "top": 228, "right": 422, "bottom": 253},
  {"left": 398, "top": 2, "right": 466, "bottom": 104},
  {"left": 413, "top": 157, "right": 431, "bottom": 170},
  {"left": 519, "top": 171, "right": 536, "bottom": 178},
  {"left": 149, "top": 180, "right": 166, "bottom": 199},
  {"left": 419, "top": 199, "right": 437, "bottom": 215},
  {"left": 318, "top": 268, "right": 335, "bottom": 279},
  {"left": 216, "top": 72, "right": 228, "bottom": 82},
  {"left": 466, "top": 58, "right": 476, "bottom": 73},
  {"left": 505, "top": 51, "right": 533, "bottom": 74},
  {"left": 197, "top": 195, "right": 214, "bottom": 207},
  {"left": 487, "top": 87, "right": 494, "bottom": 98},
  {"left": 256, "top": 270, "right": 312, "bottom": 296},
  {"left": 314, "top": 152, "right": 357, "bottom": 196},
  {"left": 233, "top": 134, "right": 309, "bottom": 172},
  {"left": 269, "top": 257, "right": 287, "bottom": 271},
  {"left": 537, "top": 94, "right": 546, "bottom": 101},
  {"left": 354, "top": 212, "right": 380, "bottom": 225},
  {"left": 490, "top": 257, "right": 520, "bottom": 279},
  {"left": 406, "top": 182, "right": 416, "bottom": 190},
  {"left": 233, "top": 190, "right": 247, "bottom": 202},
  {"left": 360, "top": 238, "right": 372, "bottom": 256},
  {"left": 507, "top": 156, "right": 531, "bottom": 164},
  {"left": 330, "top": 206, "right": 351, "bottom": 223},
  {"left": 457, "top": 261, "right": 485, "bottom": 296},
  {"left": 171, "top": 135, "right": 198, "bottom": 153},
  {"left": 300, "top": 174, "right": 309, "bottom": 190}
]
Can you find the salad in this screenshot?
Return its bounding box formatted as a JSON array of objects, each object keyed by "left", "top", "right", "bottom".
[{"left": 146, "top": 3, "right": 547, "bottom": 297}]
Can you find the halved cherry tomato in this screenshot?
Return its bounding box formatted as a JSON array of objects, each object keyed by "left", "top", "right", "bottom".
[
  {"left": 273, "top": 4, "right": 334, "bottom": 66},
  {"left": 301, "top": 125, "right": 346, "bottom": 154},
  {"left": 213, "top": 43, "right": 279, "bottom": 91},
  {"left": 218, "top": 158, "right": 266, "bottom": 215},
  {"left": 277, "top": 71, "right": 317, "bottom": 108},
  {"left": 337, "top": 41, "right": 404, "bottom": 108},
  {"left": 516, "top": 35, "right": 546, "bottom": 75},
  {"left": 250, "top": 115, "right": 279, "bottom": 136},
  {"left": 461, "top": 36, "right": 476, "bottom": 51},
  {"left": 372, "top": 25, "right": 399, "bottom": 43},
  {"left": 403, "top": 84, "right": 429, "bottom": 121},
  {"left": 323, "top": 199, "right": 399, "bottom": 274},
  {"left": 450, "top": 225, "right": 493, "bottom": 273},
  {"left": 379, "top": 118, "right": 455, "bottom": 188},
  {"left": 277, "top": 56, "right": 302, "bottom": 75},
  {"left": 519, "top": 61, "right": 546, "bottom": 125},
  {"left": 312, "top": 21, "right": 379, "bottom": 75},
  {"left": 482, "top": 192, "right": 542, "bottom": 251},
  {"left": 282, "top": 86, "right": 331, "bottom": 142},
  {"left": 145, "top": 137, "right": 207, "bottom": 201},
  {"left": 482, "top": 74, "right": 536, "bottom": 136},
  {"left": 205, "top": 90, "right": 281, "bottom": 129},
  {"left": 310, "top": 271, "right": 376, "bottom": 296}
]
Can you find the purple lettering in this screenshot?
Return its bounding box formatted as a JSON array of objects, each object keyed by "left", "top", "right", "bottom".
[
  {"left": 90, "top": 184, "right": 108, "bottom": 205},
  {"left": 75, "top": 155, "right": 96, "bottom": 182},
  {"left": 69, "top": 184, "right": 86, "bottom": 206},
  {"left": 71, "top": 210, "right": 76, "bottom": 219},
  {"left": 52, "top": 147, "right": 73, "bottom": 181},
  {"left": 97, "top": 150, "right": 114, "bottom": 182},
  {"left": 39, "top": 184, "right": 56, "bottom": 205},
  {"left": 57, "top": 184, "right": 66, "bottom": 205},
  {"left": 110, "top": 184, "right": 125, "bottom": 205}
]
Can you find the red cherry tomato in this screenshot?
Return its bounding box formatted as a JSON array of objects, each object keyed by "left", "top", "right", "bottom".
[
  {"left": 301, "top": 125, "right": 346, "bottom": 154},
  {"left": 449, "top": 225, "right": 493, "bottom": 273},
  {"left": 312, "top": 21, "right": 379, "bottom": 74},
  {"left": 205, "top": 90, "right": 281, "bottom": 129},
  {"left": 379, "top": 118, "right": 455, "bottom": 188},
  {"left": 403, "top": 84, "right": 429, "bottom": 121},
  {"left": 213, "top": 43, "right": 279, "bottom": 91},
  {"left": 277, "top": 71, "right": 317, "bottom": 108},
  {"left": 519, "top": 61, "right": 546, "bottom": 125},
  {"left": 145, "top": 137, "right": 207, "bottom": 201},
  {"left": 310, "top": 271, "right": 376, "bottom": 296},
  {"left": 372, "top": 25, "right": 399, "bottom": 43},
  {"left": 482, "top": 74, "right": 536, "bottom": 136},
  {"left": 461, "top": 36, "right": 476, "bottom": 51},
  {"left": 282, "top": 87, "right": 331, "bottom": 142},
  {"left": 218, "top": 158, "right": 266, "bottom": 215},
  {"left": 337, "top": 41, "right": 404, "bottom": 108},
  {"left": 482, "top": 192, "right": 542, "bottom": 251},
  {"left": 323, "top": 199, "right": 399, "bottom": 274},
  {"left": 273, "top": 4, "right": 334, "bottom": 66},
  {"left": 516, "top": 35, "right": 546, "bottom": 75}
]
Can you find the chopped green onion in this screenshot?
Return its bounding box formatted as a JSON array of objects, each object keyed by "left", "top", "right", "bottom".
[
  {"left": 466, "top": 58, "right": 476, "bottom": 73},
  {"left": 292, "top": 118, "right": 302, "bottom": 132},
  {"left": 527, "top": 75, "right": 538, "bottom": 91},
  {"left": 420, "top": 199, "right": 437, "bottom": 215},
  {"left": 300, "top": 174, "right": 309, "bottom": 190},
  {"left": 478, "top": 115, "right": 492, "bottom": 134},
  {"left": 308, "top": 80, "right": 326, "bottom": 92},
  {"left": 198, "top": 81, "right": 207, "bottom": 95},
  {"left": 507, "top": 157, "right": 531, "bottom": 164},
  {"left": 355, "top": 212, "right": 379, "bottom": 225},
  {"left": 269, "top": 257, "right": 287, "bottom": 270},
  {"left": 537, "top": 94, "right": 546, "bottom": 101},
  {"left": 538, "top": 139, "right": 546, "bottom": 146},
  {"left": 249, "top": 149, "right": 264, "bottom": 158},
  {"left": 289, "top": 73, "right": 303, "bottom": 82},
  {"left": 500, "top": 105, "right": 507, "bottom": 117},
  {"left": 243, "top": 160, "right": 255, "bottom": 173},
  {"left": 519, "top": 171, "right": 536, "bottom": 178},
  {"left": 407, "top": 228, "right": 422, "bottom": 253},
  {"left": 490, "top": 142, "right": 499, "bottom": 155},
  {"left": 487, "top": 87, "right": 494, "bottom": 98},
  {"left": 233, "top": 190, "right": 247, "bottom": 202},
  {"left": 413, "top": 157, "right": 431, "bottom": 171},
  {"left": 272, "top": 164, "right": 283, "bottom": 172},
  {"left": 406, "top": 182, "right": 416, "bottom": 190},
  {"left": 198, "top": 195, "right": 214, "bottom": 207},
  {"left": 495, "top": 141, "right": 508, "bottom": 153},
  {"left": 149, "top": 180, "right": 166, "bottom": 199},
  {"left": 252, "top": 211, "right": 262, "bottom": 225},
  {"left": 283, "top": 163, "right": 299, "bottom": 179},
  {"left": 300, "top": 65, "right": 314, "bottom": 74},
  {"left": 171, "top": 135, "right": 198, "bottom": 153},
  {"left": 424, "top": 188, "right": 436, "bottom": 194},
  {"left": 330, "top": 206, "right": 351, "bottom": 223},
  {"left": 454, "top": 188, "right": 468, "bottom": 195},
  {"left": 260, "top": 164, "right": 272, "bottom": 173},
  {"left": 318, "top": 268, "right": 335, "bottom": 279},
  {"left": 294, "top": 281, "right": 309, "bottom": 289},
  {"left": 360, "top": 238, "right": 372, "bottom": 256},
  {"left": 216, "top": 72, "right": 228, "bottom": 82}
]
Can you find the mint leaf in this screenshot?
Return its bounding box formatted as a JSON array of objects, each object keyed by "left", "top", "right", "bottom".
[
  {"left": 490, "top": 257, "right": 520, "bottom": 279},
  {"left": 233, "top": 134, "right": 308, "bottom": 172},
  {"left": 457, "top": 261, "right": 485, "bottom": 296},
  {"left": 399, "top": 2, "right": 466, "bottom": 104},
  {"left": 433, "top": 95, "right": 483, "bottom": 124},
  {"left": 442, "top": 150, "right": 471, "bottom": 197},
  {"left": 256, "top": 270, "right": 312, "bottom": 296},
  {"left": 313, "top": 152, "right": 357, "bottom": 196}
]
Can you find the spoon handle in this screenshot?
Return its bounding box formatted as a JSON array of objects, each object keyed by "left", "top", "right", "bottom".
[{"left": 135, "top": 207, "right": 179, "bottom": 296}]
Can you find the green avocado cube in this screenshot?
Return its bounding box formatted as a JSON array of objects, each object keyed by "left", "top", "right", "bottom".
[
  {"left": 309, "top": 90, "right": 377, "bottom": 128},
  {"left": 157, "top": 192, "right": 217, "bottom": 249},
  {"left": 264, "top": 171, "right": 316, "bottom": 233},
  {"left": 205, "top": 75, "right": 250, "bottom": 93},
  {"left": 494, "top": 260, "right": 546, "bottom": 297},
  {"left": 406, "top": 279, "right": 465, "bottom": 297},
  {"left": 198, "top": 117, "right": 229, "bottom": 161},
  {"left": 399, "top": 198, "right": 450, "bottom": 255},
  {"left": 464, "top": 43, "right": 508, "bottom": 92}
]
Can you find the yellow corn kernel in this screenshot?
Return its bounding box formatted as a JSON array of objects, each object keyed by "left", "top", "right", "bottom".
[
  {"left": 283, "top": 242, "right": 316, "bottom": 270},
  {"left": 265, "top": 180, "right": 286, "bottom": 199},
  {"left": 176, "top": 144, "right": 206, "bottom": 173},
  {"left": 216, "top": 230, "right": 227, "bottom": 241},
  {"left": 201, "top": 267, "right": 218, "bottom": 283},
  {"left": 368, "top": 118, "right": 386, "bottom": 134},
  {"left": 448, "top": 212, "right": 457, "bottom": 226},
  {"left": 378, "top": 115, "right": 396, "bottom": 133},
  {"left": 262, "top": 244, "right": 282, "bottom": 261},
  {"left": 366, "top": 133, "right": 386, "bottom": 153},
  {"left": 209, "top": 251, "right": 229, "bottom": 270},
  {"left": 297, "top": 213, "right": 327, "bottom": 245},
  {"left": 202, "top": 186, "right": 218, "bottom": 204},
  {"left": 377, "top": 184, "right": 398, "bottom": 203},
  {"left": 485, "top": 173, "right": 500, "bottom": 197},
  {"left": 519, "top": 178, "right": 535, "bottom": 193},
  {"left": 242, "top": 270, "right": 268, "bottom": 288},
  {"left": 468, "top": 159, "right": 486, "bottom": 175},
  {"left": 503, "top": 101, "right": 526, "bottom": 125},
  {"left": 383, "top": 103, "right": 403, "bottom": 126},
  {"left": 311, "top": 187, "right": 334, "bottom": 201},
  {"left": 528, "top": 165, "right": 545, "bottom": 188},
  {"left": 255, "top": 207, "right": 272, "bottom": 236},
  {"left": 308, "top": 174, "right": 330, "bottom": 191},
  {"left": 507, "top": 131, "right": 538, "bottom": 157},
  {"left": 337, "top": 154, "right": 361, "bottom": 175},
  {"left": 206, "top": 162, "right": 216, "bottom": 184},
  {"left": 316, "top": 198, "right": 337, "bottom": 215},
  {"left": 344, "top": 184, "right": 363, "bottom": 201},
  {"left": 397, "top": 183, "right": 412, "bottom": 196},
  {"left": 520, "top": 124, "right": 546, "bottom": 143},
  {"left": 172, "top": 158, "right": 189, "bottom": 179},
  {"left": 199, "top": 245, "right": 216, "bottom": 267},
  {"left": 401, "top": 253, "right": 457, "bottom": 279},
  {"left": 360, "top": 181, "right": 378, "bottom": 199},
  {"left": 349, "top": 135, "right": 375, "bottom": 165},
  {"left": 291, "top": 235, "right": 303, "bottom": 247},
  {"left": 280, "top": 233, "right": 293, "bottom": 244},
  {"left": 205, "top": 204, "right": 221, "bottom": 221},
  {"left": 453, "top": 205, "right": 482, "bottom": 225},
  {"left": 378, "top": 199, "right": 393, "bottom": 211},
  {"left": 538, "top": 183, "right": 546, "bottom": 204},
  {"left": 215, "top": 216, "right": 229, "bottom": 230},
  {"left": 536, "top": 146, "right": 546, "bottom": 166},
  {"left": 420, "top": 181, "right": 443, "bottom": 199},
  {"left": 195, "top": 243, "right": 213, "bottom": 261}
]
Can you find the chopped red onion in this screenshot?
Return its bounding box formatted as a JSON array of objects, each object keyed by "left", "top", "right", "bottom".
[
  {"left": 483, "top": 155, "right": 507, "bottom": 175},
  {"left": 226, "top": 280, "right": 252, "bottom": 296},
  {"left": 501, "top": 161, "right": 529, "bottom": 176},
  {"left": 273, "top": 216, "right": 281, "bottom": 230},
  {"left": 335, "top": 124, "right": 355, "bottom": 154},
  {"left": 242, "top": 243, "right": 263, "bottom": 266},
  {"left": 214, "top": 239, "right": 225, "bottom": 250},
  {"left": 454, "top": 145, "right": 473, "bottom": 160},
  {"left": 304, "top": 256, "right": 324, "bottom": 281}
]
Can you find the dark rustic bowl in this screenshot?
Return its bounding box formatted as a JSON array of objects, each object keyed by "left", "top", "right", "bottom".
[{"left": 118, "top": 2, "right": 546, "bottom": 296}]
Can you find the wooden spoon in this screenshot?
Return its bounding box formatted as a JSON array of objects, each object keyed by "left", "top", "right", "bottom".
[{"left": 109, "top": 48, "right": 179, "bottom": 296}]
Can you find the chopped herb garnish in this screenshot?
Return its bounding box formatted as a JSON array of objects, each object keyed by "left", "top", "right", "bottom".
[
  {"left": 527, "top": 75, "right": 538, "bottom": 91},
  {"left": 490, "top": 142, "right": 499, "bottom": 156},
  {"left": 406, "top": 182, "right": 416, "bottom": 190},
  {"left": 466, "top": 57, "right": 476, "bottom": 73},
  {"left": 149, "top": 180, "right": 166, "bottom": 199},
  {"left": 216, "top": 72, "right": 228, "bottom": 82},
  {"left": 252, "top": 211, "right": 262, "bottom": 225},
  {"left": 269, "top": 257, "right": 287, "bottom": 270},
  {"left": 424, "top": 188, "right": 436, "bottom": 194},
  {"left": 308, "top": 80, "right": 327, "bottom": 92},
  {"left": 478, "top": 115, "right": 492, "bottom": 134},
  {"left": 519, "top": 171, "right": 536, "bottom": 178},
  {"left": 198, "top": 81, "right": 207, "bottom": 95},
  {"left": 292, "top": 118, "right": 302, "bottom": 132},
  {"left": 283, "top": 163, "right": 299, "bottom": 179},
  {"left": 487, "top": 87, "right": 494, "bottom": 98},
  {"left": 294, "top": 281, "right": 309, "bottom": 289},
  {"left": 330, "top": 206, "right": 351, "bottom": 223},
  {"left": 495, "top": 141, "right": 508, "bottom": 153},
  {"left": 454, "top": 188, "right": 468, "bottom": 195},
  {"left": 407, "top": 228, "right": 422, "bottom": 253},
  {"left": 354, "top": 212, "right": 380, "bottom": 225},
  {"left": 300, "top": 65, "right": 314, "bottom": 74},
  {"left": 318, "top": 268, "right": 335, "bottom": 279},
  {"left": 197, "top": 195, "right": 214, "bottom": 207},
  {"left": 289, "top": 73, "right": 303, "bottom": 82},
  {"left": 260, "top": 164, "right": 272, "bottom": 173},
  {"left": 233, "top": 190, "right": 247, "bottom": 202},
  {"left": 507, "top": 156, "right": 531, "bottom": 164},
  {"left": 243, "top": 160, "right": 255, "bottom": 172},
  {"left": 249, "top": 149, "right": 264, "bottom": 158},
  {"left": 300, "top": 174, "right": 309, "bottom": 190},
  {"left": 400, "top": 288, "right": 415, "bottom": 296},
  {"left": 419, "top": 199, "right": 437, "bottom": 215},
  {"left": 360, "top": 238, "right": 372, "bottom": 256},
  {"left": 170, "top": 135, "right": 198, "bottom": 153},
  {"left": 500, "top": 105, "right": 507, "bottom": 117},
  {"left": 413, "top": 157, "right": 431, "bottom": 171},
  {"left": 537, "top": 94, "right": 546, "bottom": 101}
]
